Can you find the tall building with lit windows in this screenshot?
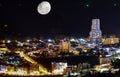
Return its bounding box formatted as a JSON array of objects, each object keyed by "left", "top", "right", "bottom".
[{"left": 89, "top": 19, "right": 102, "bottom": 44}]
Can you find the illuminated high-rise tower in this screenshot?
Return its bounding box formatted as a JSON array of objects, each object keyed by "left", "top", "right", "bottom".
[{"left": 89, "top": 19, "right": 102, "bottom": 44}]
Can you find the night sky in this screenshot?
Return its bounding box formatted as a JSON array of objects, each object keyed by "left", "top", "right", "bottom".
[{"left": 0, "top": 0, "right": 120, "bottom": 37}]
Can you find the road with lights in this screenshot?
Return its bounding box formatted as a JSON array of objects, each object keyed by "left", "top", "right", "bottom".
[{"left": 19, "top": 51, "right": 50, "bottom": 74}]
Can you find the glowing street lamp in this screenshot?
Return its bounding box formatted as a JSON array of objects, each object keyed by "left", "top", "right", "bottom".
[
  {"left": 7, "top": 40, "right": 11, "bottom": 43},
  {"left": 48, "top": 39, "right": 52, "bottom": 42},
  {"left": 70, "top": 38, "right": 75, "bottom": 42},
  {"left": 26, "top": 39, "right": 30, "bottom": 43}
]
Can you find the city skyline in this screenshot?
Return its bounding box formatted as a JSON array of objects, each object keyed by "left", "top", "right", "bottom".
[
  {"left": 0, "top": 0, "right": 120, "bottom": 37},
  {"left": 0, "top": 0, "right": 120, "bottom": 76}
]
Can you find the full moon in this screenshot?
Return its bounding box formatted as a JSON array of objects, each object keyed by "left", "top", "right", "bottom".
[{"left": 37, "top": 1, "right": 51, "bottom": 15}]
